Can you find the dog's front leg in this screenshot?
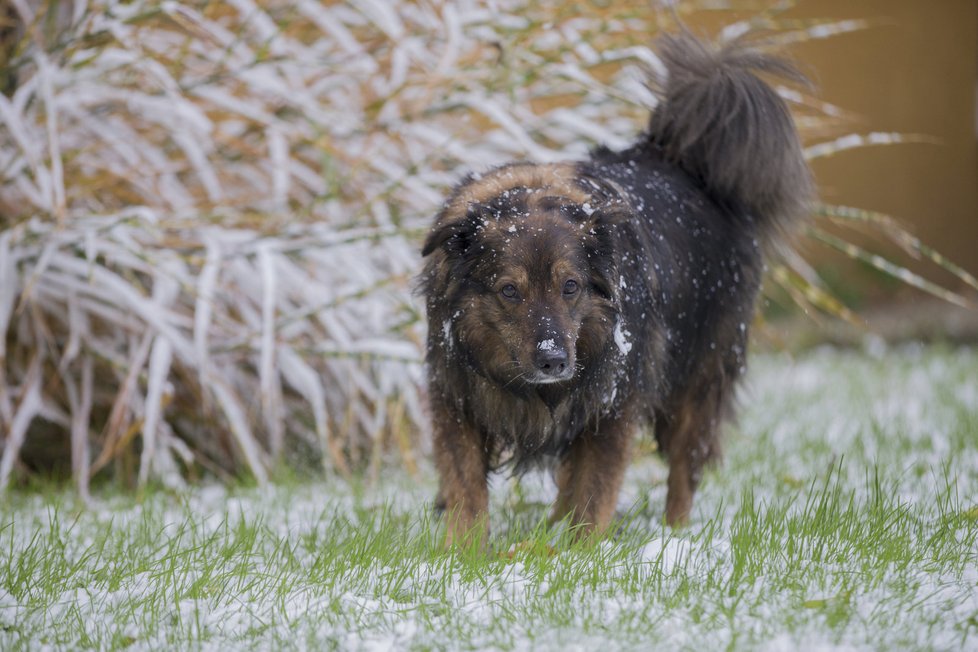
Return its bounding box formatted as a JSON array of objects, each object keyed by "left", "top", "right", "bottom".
[
  {"left": 551, "top": 411, "right": 635, "bottom": 539},
  {"left": 432, "top": 403, "right": 490, "bottom": 548}
]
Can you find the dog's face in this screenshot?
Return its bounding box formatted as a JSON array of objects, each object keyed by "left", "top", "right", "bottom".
[{"left": 422, "top": 163, "right": 628, "bottom": 389}]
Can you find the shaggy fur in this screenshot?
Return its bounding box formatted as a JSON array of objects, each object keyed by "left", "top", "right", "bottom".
[{"left": 419, "top": 33, "right": 813, "bottom": 545}]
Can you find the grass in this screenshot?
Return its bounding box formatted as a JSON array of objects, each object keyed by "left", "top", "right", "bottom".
[{"left": 2, "top": 344, "right": 977, "bottom": 651}]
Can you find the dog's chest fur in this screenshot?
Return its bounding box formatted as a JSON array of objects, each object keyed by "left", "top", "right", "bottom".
[
  {"left": 471, "top": 383, "right": 574, "bottom": 468},
  {"left": 461, "top": 361, "right": 625, "bottom": 470}
]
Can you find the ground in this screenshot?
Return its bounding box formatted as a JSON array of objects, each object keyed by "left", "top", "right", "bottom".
[{"left": 1, "top": 344, "right": 977, "bottom": 651}]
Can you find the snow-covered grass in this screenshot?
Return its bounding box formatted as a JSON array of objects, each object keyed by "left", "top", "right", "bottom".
[{"left": 2, "top": 344, "right": 976, "bottom": 651}]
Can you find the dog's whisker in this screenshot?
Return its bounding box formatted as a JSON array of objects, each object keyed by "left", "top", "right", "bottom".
[{"left": 502, "top": 371, "right": 529, "bottom": 389}]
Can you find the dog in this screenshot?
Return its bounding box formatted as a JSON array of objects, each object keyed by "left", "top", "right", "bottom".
[{"left": 419, "top": 33, "right": 813, "bottom": 546}]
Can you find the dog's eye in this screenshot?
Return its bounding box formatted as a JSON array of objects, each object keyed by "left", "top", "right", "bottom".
[
  {"left": 563, "top": 279, "right": 579, "bottom": 295},
  {"left": 500, "top": 284, "right": 519, "bottom": 300}
]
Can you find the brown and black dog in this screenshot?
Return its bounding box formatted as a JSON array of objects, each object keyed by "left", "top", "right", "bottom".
[{"left": 419, "top": 34, "right": 813, "bottom": 545}]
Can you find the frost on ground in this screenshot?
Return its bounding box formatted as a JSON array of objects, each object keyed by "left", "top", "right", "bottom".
[{"left": 1, "top": 345, "right": 977, "bottom": 651}]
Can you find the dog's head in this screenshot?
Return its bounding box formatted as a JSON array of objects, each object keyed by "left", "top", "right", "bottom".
[{"left": 421, "top": 163, "right": 632, "bottom": 389}]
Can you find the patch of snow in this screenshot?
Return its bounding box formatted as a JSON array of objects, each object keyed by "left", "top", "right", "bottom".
[
  {"left": 640, "top": 537, "right": 691, "bottom": 574},
  {"left": 442, "top": 318, "right": 453, "bottom": 350},
  {"left": 613, "top": 319, "right": 632, "bottom": 355}
]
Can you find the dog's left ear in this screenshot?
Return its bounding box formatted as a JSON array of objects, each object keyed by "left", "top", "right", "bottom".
[
  {"left": 421, "top": 217, "right": 457, "bottom": 257},
  {"left": 583, "top": 215, "right": 623, "bottom": 306},
  {"left": 421, "top": 208, "right": 478, "bottom": 258},
  {"left": 575, "top": 172, "right": 634, "bottom": 306},
  {"left": 576, "top": 173, "right": 631, "bottom": 212}
]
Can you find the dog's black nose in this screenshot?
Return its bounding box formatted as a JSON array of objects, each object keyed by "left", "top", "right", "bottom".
[{"left": 535, "top": 348, "right": 569, "bottom": 376}]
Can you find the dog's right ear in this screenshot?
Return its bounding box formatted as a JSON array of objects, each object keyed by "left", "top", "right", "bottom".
[{"left": 421, "top": 209, "right": 478, "bottom": 257}]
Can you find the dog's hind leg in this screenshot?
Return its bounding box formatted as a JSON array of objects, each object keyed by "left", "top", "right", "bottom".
[{"left": 657, "top": 378, "right": 728, "bottom": 527}]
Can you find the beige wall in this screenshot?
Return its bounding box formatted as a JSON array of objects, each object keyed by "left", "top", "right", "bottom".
[
  {"left": 692, "top": 1, "right": 977, "bottom": 291},
  {"left": 789, "top": 0, "right": 978, "bottom": 280}
]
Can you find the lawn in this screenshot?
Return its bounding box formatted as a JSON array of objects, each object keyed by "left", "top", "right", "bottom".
[{"left": 2, "top": 344, "right": 977, "bottom": 651}]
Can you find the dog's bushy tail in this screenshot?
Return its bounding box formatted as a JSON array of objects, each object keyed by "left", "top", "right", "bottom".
[{"left": 646, "top": 33, "right": 814, "bottom": 240}]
